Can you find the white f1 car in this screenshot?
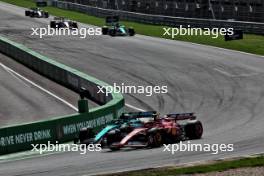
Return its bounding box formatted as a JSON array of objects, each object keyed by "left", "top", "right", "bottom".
[
  {"left": 25, "top": 8, "right": 49, "bottom": 18},
  {"left": 50, "top": 17, "right": 78, "bottom": 29}
]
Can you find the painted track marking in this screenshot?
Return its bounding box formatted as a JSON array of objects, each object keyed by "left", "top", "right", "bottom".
[
  {"left": 1, "top": 62, "right": 146, "bottom": 113},
  {"left": 214, "top": 68, "right": 259, "bottom": 77},
  {"left": 0, "top": 62, "right": 78, "bottom": 111},
  {"left": 125, "top": 103, "right": 146, "bottom": 112}
]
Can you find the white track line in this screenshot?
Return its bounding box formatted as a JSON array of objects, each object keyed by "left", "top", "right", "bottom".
[
  {"left": 2, "top": 65, "right": 31, "bottom": 88},
  {"left": 214, "top": 68, "right": 259, "bottom": 77},
  {"left": 125, "top": 103, "right": 146, "bottom": 112},
  {"left": 0, "top": 62, "right": 145, "bottom": 112},
  {"left": 0, "top": 63, "right": 78, "bottom": 111}
]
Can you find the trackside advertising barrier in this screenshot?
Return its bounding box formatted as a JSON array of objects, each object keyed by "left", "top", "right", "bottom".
[
  {"left": 0, "top": 36, "right": 124, "bottom": 155},
  {"left": 53, "top": 1, "right": 264, "bottom": 35}
]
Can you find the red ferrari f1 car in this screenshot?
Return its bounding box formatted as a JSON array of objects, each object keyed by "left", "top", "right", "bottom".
[{"left": 106, "top": 112, "right": 203, "bottom": 150}]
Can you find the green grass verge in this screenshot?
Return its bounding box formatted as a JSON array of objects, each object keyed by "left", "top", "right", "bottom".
[
  {"left": 1, "top": 0, "right": 264, "bottom": 56},
  {"left": 98, "top": 156, "right": 264, "bottom": 176}
]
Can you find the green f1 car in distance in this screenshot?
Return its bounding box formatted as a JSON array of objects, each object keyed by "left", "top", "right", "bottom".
[{"left": 102, "top": 16, "right": 135, "bottom": 37}]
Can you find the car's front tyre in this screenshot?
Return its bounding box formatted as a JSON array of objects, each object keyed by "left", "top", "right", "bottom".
[
  {"left": 128, "top": 28, "right": 135, "bottom": 36},
  {"left": 102, "top": 26, "right": 108, "bottom": 35}
]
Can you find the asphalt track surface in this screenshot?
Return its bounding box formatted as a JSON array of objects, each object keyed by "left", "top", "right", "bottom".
[
  {"left": 0, "top": 2, "right": 264, "bottom": 176},
  {"left": 0, "top": 53, "right": 77, "bottom": 127}
]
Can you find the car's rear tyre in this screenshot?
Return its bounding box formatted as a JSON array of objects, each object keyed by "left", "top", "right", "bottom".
[
  {"left": 50, "top": 21, "right": 56, "bottom": 28},
  {"left": 128, "top": 28, "right": 135, "bottom": 36},
  {"left": 72, "top": 22, "right": 78, "bottom": 29},
  {"left": 102, "top": 26, "right": 108, "bottom": 35},
  {"left": 73, "top": 136, "right": 79, "bottom": 144},
  {"left": 154, "top": 131, "right": 163, "bottom": 147},
  {"left": 107, "top": 130, "right": 122, "bottom": 151},
  {"left": 44, "top": 12, "right": 49, "bottom": 18},
  {"left": 79, "top": 127, "right": 95, "bottom": 143},
  {"left": 29, "top": 13, "right": 34, "bottom": 18},
  {"left": 25, "top": 11, "right": 30, "bottom": 16},
  {"left": 109, "top": 29, "right": 116, "bottom": 37},
  {"left": 147, "top": 134, "right": 155, "bottom": 147},
  {"left": 107, "top": 130, "right": 121, "bottom": 145},
  {"left": 184, "top": 120, "right": 203, "bottom": 139}
]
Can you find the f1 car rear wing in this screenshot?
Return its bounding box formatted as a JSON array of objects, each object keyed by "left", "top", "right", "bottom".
[
  {"left": 166, "top": 113, "right": 196, "bottom": 120},
  {"left": 54, "top": 17, "right": 66, "bottom": 21},
  {"left": 30, "top": 7, "right": 40, "bottom": 11},
  {"left": 121, "top": 111, "right": 158, "bottom": 119}
]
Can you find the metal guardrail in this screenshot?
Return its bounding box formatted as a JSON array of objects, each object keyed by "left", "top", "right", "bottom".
[{"left": 53, "top": 1, "right": 264, "bottom": 35}]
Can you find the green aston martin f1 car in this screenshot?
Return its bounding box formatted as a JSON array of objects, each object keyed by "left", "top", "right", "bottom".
[{"left": 102, "top": 16, "right": 135, "bottom": 37}]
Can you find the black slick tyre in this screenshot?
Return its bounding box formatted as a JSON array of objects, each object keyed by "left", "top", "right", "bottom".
[{"left": 184, "top": 121, "right": 203, "bottom": 139}]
